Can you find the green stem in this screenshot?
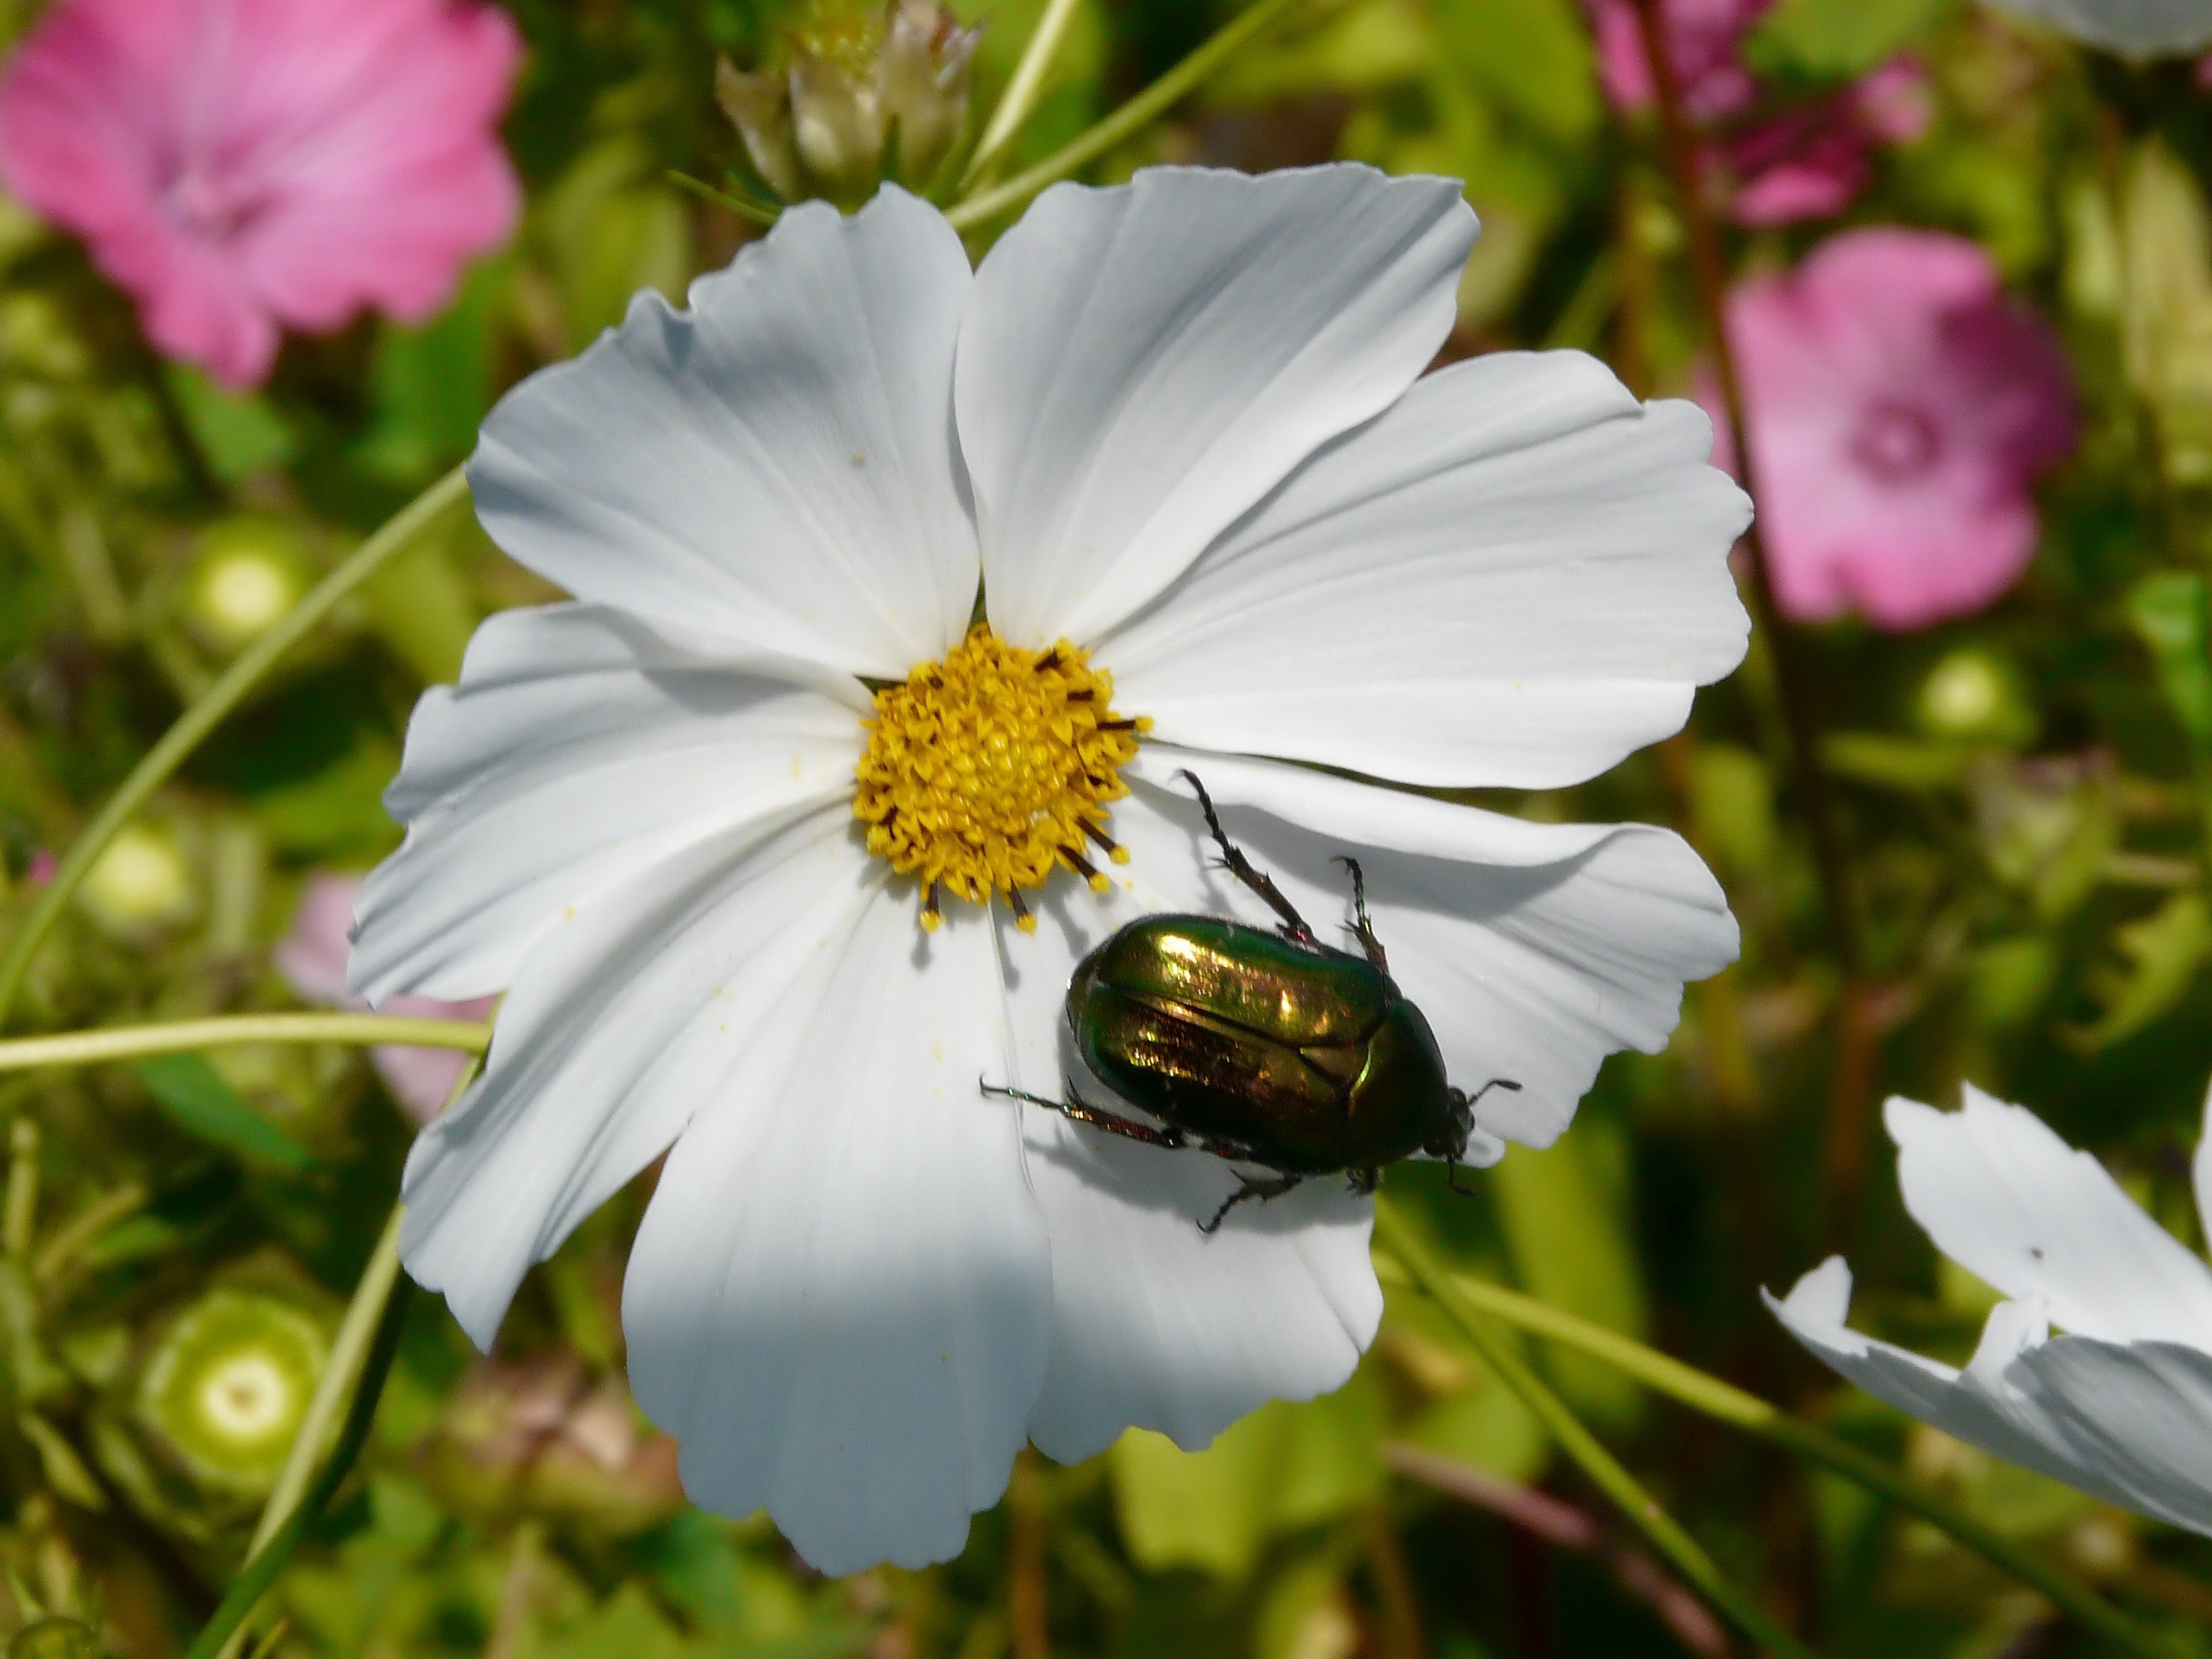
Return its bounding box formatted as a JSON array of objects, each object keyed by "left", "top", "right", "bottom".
[
  {"left": 211, "top": 1061, "right": 474, "bottom": 1659},
  {"left": 183, "top": 1265, "right": 415, "bottom": 1659},
  {"left": 1372, "top": 1216, "right": 2179, "bottom": 1659},
  {"left": 945, "top": 0, "right": 1311, "bottom": 231},
  {"left": 0, "top": 466, "right": 472, "bottom": 1029},
  {"left": 249, "top": 1205, "right": 407, "bottom": 1559},
  {"left": 1374, "top": 1204, "right": 1818, "bottom": 1659},
  {"left": 961, "top": 0, "right": 1086, "bottom": 189},
  {"left": 0, "top": 1013, "right": 490, "bottom": 1076}
]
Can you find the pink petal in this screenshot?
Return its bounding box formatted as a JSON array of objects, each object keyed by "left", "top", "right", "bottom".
[
  {"left": 1721, "top": 227, "right": 2077, "bottom": 632},
  {"left": 0, "top": 0, "right": 520, "bottom": 386}
]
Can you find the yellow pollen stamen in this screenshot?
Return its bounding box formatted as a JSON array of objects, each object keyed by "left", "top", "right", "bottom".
[{"left": 855, "top": 624, "right": 1149, "bottom": 930}]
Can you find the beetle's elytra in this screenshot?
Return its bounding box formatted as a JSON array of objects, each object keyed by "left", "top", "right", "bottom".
[{"left": 983, "top": 771, "right": 1518, "bottom": 1233}]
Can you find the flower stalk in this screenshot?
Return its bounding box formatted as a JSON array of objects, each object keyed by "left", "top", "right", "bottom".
[
  {"left": 945, "top": 0, "right": 1313, "bottom": 230},
  {"left": 1371, "top": 1208, "right": 2181, "bottom": 1659},
  {"left": 960, "top": 0, "right": 1084, "bottom": 188},
  {"left": 0, "top": 465, "right": 474, "bottom": 1031},
  {"left": 1372, "top": 1203, "right": 1819, "bottom": 1659},
  {"left": 1624, "top": 0, "right": 1877, "bottom": 1237},
  {"left": 0, "top": 1013, "right": 491, "bottom": 1076}
]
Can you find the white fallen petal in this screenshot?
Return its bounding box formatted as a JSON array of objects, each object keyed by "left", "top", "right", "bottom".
[
  {"left": 1984, "top": 0, "right": 2212, "bottom": 58},
  {"left": 1772, "top": 1084, "right": 2212, "bottom": 1538},
  {"left": 1886, "top": 1086, "right": 2212, "bottom": 1348}
]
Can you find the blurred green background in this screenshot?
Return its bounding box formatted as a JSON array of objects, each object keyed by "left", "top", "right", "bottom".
[{"left": 6, "top": 0, "right": 2212, "bottom": 1654}]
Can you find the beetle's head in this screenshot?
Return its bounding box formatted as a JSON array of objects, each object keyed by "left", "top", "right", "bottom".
[
  {"left": 1426, "top": 1086, "right": 1478, "bottom": 1162},
  {"left": 1429, "top": 1077, "right": 1523, "bottom": 1160}
]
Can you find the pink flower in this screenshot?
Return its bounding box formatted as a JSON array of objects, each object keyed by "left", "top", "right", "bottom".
[
  {"left": 0, "top": 0, "right": 523, "bottom": 388},
  {"left": 1722, "top": 228, "right": 2077, "bottom": 630},
  {"left": 1589, "top": 0, "right": 1927, "bottom": 226},
  {"left": 277, "top": 873, "right": 491, "bottom": 1122}
]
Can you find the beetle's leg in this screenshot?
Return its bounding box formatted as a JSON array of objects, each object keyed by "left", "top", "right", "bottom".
[
  {"left": 979, "top": 1077, "right": 1189, "bottom": 1151},
  {"left": 1198, "top": 1172, "right": 1308, "bottom": 1235},
  {"left": 1179, "top": 769, "right": 1317, "bottom": 945},
  {"left": 1334, "top": 856, "right": 1388, "bottom": 972},
  {"left": 1444, "top": 1157, "right": 1477, "bottom": 1197},
  {"left": 1345, "top": 1165, "right": 1380, "bottom": 1196}
]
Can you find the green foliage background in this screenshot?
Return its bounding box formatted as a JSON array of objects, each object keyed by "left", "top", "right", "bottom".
[{"left": 5, "top": 0, "right": 2212, "bottom": 1654}]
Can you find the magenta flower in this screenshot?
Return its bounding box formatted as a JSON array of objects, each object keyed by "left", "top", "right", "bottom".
[
  {"left": 278, "top": 874, "right": 491, "bottom": 1123},
  {"left": 0, "top": 0, "right": 523, "bottom": 388},
  {"left": 1723, "top": 228, "right": 2077, "bottom": 630},
  {"left": 1589, "top": 0, "right": 1927, "bottom": 226}
]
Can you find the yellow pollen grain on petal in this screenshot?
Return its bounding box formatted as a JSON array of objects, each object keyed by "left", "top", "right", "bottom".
[{"left": 854, "top": 624, "right": 1146, "bottom": 930}]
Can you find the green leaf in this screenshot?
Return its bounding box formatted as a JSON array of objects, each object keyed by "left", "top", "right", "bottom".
[
  {"left": 135, "top": 1054, "right": 315, "bottom": 1172},
  {"left": 2072, "top": 890, "right": 2212, "bottom": 1050},
  {"left": 545, "top": 1585, "right": 691, "bottom": 1659},
  {"left": 1744, "top": 0, "right": 1951, "bottom": 81},
  {"left": 353, "top": 260, "right": 501, "bottom": 486},
  {"left": 1435, "top": 0, "right": 1600, "bottom": 145},
  {"left": 249, "top": 740, "right": 403, "bottom": 859},
  {"left": 2127, "top": 571, "right": 2212, "bottom": 750},
  {"left": 163, "top": 365, "right": 297, "bottom": 483},
  {"left": 1490, "top": 1117, "right": 1647, "bottom": 1429},
  {"left": 1110, "top": 1367, "right": 1385, "bottom": 1577}
]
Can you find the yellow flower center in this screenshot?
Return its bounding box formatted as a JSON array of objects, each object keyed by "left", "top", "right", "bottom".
[{"left": 856, "top": 624, "right": 1148, "bottom": 933}]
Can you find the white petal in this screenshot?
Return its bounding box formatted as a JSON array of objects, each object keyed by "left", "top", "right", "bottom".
[
  {"left": 350, "top": 605, "right": 860, "bottom": 1004},
  {"left": 2014, "top": 1338, "right": 2212, "bottom": 1533},
  {"left": 623, "top": 882, "right": 1050, "bottom": 1575},
  {"left": 1763, "top": 1264, "right": 2108, "bottom": 1502},
  {"left": 1771, "top": 1262, "right": 2212, "bottom": 1534},
  {"left": 1885, "top": 1087, "right": 2212, "bottom": 1348},
  {"left": 991, "top": 792, "right": 1382, "bottom": 1463},
  {"left": 1102, "top": 354, "right": 1750, "bottom": 788},
  {"left": 1123, "top": 748, "right": 1739, "bottom": 1149},
  {"left": 468, "top": 188, "right": 979, "bottom": 679},
  {"left": 1987, "top": 0, "right": 2212, "bottom": 58},
  {"left": 2192, "top": 1071, "right": 2212, "bottom": 1256},
  {"left": 960, "top": 165, "right": 1475, "bottom": 647},
  {"left": 399, "top": 806, "right": 867, "bottom": 1349}
]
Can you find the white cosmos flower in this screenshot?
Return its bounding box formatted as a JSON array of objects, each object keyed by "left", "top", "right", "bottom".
[
  {"left": 348, "top": 163, "right": 1750, "bottom": 1574},
  {"left": 1984, "top": 0, "right": 2212, "bottom": 56},
  {"left": 1770, "top": 1084, "right": 2212, "bottom": 1534}
]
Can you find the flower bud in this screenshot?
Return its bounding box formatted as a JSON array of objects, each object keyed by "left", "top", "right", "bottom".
[
  {"left": 718, "top": 1, "right": 979, "bottom": 207},
  {"left": 1917, "top": 648, "right": 2031, "bottom": 743},
  {"left": 135, "top": 1288, "right": 327, "bottom": 1497},
  {"left": 186, "top": 520, "right": 306, "bottom": 654},
  {"left": 77, "top": 822, "right": 194, "bottom": 937}
]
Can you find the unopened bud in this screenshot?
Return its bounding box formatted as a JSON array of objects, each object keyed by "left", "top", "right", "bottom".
[
  {"left": 186, "top": 520, "right": 304, "bottom": 653},
  {"left": 1918, "top": 648, "right": 2031, "bottom": 744},
  {"left": 718, "top": 1, "right": 979, "bottom": 208},
  {"left": 136, "top": 1288, "right": 328, "bottom": 1496},
  {"left": 77, "top": 822, "right": 194, "bottom": 937}
]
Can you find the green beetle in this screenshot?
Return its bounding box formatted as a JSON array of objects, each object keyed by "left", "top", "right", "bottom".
[{"left": 985, "top": 771, "right": 1517, "bottom": 1233}]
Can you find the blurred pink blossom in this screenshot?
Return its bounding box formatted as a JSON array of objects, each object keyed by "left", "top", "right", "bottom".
[
  {"left": 1719, "top": 228, "right": 2077, "bottom": 630},
  {"left": 277, "top": 873, "right": 491, "bottom": 1122},
  {"left": 0, "top": 0, "right": 523, "bottom": 389},
  {"left": 1589, "top": 0, "right": 1927, "bottom": 226}
]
